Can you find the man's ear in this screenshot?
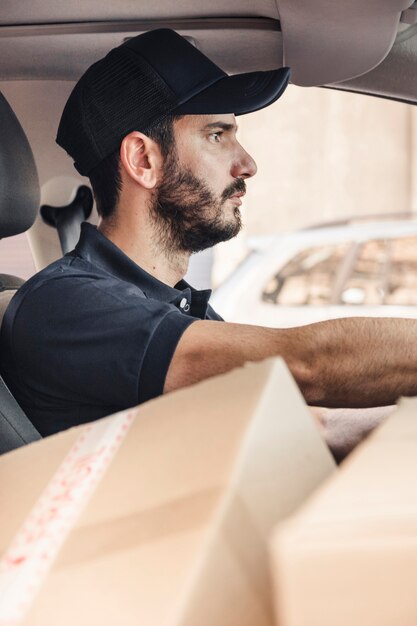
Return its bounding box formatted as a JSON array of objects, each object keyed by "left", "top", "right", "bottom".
[{"left": 119, "top": 131, "right": 162, "bottom": 189}]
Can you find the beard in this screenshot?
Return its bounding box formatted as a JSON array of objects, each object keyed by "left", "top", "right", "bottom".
[{"left": 149, "top": 150, "right": 245, "bottom": 255}]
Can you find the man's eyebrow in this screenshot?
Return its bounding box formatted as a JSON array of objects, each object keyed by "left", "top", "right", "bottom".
[{"left": 202, "top": 122, "right": 238, "bottom": 132}]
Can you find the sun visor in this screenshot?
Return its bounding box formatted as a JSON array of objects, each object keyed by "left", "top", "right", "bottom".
[{"left": 276, "top": 0, "right": 415, "bottom": 86}]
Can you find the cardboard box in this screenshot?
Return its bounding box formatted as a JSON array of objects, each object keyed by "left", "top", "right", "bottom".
[
  {"left": 271, "top": 396, "right": 417, "bottom": 626},
  {"left": 0, "top": 358, "right": 334, "bottom": 626}
]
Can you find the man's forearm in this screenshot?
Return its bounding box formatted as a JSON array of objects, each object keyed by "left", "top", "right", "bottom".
[{"left": 165, "top": 317, "right": 417, "bottom": 407}]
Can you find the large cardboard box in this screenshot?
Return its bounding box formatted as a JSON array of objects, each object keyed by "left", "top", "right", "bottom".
[
  {"left": 271, "top": 397, "right": 417, "bottom": 626},
  {"left": 0, "top": 358, "right": 334, "bottom": 626}
]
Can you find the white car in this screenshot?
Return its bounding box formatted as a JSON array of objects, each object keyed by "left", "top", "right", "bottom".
[{"left": 211, "top": 218, "right": 417, "bottom": 327}]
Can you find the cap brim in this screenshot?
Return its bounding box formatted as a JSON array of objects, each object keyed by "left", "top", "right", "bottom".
[{"left": 174, "top": 67, "right": 290, "bottom": 116}]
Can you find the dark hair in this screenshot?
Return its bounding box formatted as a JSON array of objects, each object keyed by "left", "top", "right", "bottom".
[{"left": 88, "top": 114, "right": 182, "bottom": 219}]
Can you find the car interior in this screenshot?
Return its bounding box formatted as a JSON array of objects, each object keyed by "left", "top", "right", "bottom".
[
  {"left": 2, "top": 4, "right": 417, "bottom": 625},
  {"left": 0, "top": 0, "right": 416, "bottom": 455}
]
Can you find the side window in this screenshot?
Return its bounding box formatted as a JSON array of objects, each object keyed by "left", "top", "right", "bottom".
[
  {"left": 0, "top": 233, "right": 36, "bottom": 280},
  {"left": 262, "top": 243, "right": 350, "bottom": 306}
]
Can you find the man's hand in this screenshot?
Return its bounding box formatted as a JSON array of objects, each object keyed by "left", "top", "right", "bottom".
[{"left": 310, "top": 405, "right": 395, "bottom": 463}]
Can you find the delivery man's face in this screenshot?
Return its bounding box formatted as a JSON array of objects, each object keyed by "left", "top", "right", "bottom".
[{"left": 152, "top": 114, "right": 257, "bottom": 253}]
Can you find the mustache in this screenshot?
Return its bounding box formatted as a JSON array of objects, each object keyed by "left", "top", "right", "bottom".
[{"left": 221, "top": 178, "right": 246, "bottom": 201}]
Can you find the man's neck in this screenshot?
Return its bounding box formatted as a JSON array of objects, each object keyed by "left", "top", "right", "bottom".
[{"left": 98, "top": 216, "right": 190, "bottom": 288}]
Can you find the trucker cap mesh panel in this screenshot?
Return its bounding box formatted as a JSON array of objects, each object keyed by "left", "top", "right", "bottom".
[
  {"left": 58, "top": 49, "right": 178, "bottom": 175},
  {"left": 86, "top": 50, "right": 177, "bottom": 156}
]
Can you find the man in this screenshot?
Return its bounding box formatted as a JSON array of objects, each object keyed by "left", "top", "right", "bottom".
[{"left": 1, "top": 29, "right": 416, "bottom": 438}]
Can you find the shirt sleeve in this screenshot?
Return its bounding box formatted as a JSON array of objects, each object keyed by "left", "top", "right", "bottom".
[
  {"left": 139, "top": 307, "right": 196, "bottom": 402},
  {"left": 5, "top": 276, "right": 198, "bottom": 413}
]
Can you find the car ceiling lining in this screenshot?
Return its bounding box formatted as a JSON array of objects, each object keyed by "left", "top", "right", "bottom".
[
  {"left": 0, "top": 17, "right": 281, "bottom": 38},
  {"left": 0, "top": 19, "right": 285, "bottom": 81},
  {"left": 1, "top": 6, "right": 417, "bottom": 104}
]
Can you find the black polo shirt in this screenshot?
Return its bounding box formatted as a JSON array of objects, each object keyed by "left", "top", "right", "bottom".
[{"left": 0, "top": 223, "right": 222, "bottom": 436}]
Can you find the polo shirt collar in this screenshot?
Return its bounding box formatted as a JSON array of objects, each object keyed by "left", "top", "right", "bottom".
[{"left": 74, "top": 223, "right": 212, "bottom": 317}]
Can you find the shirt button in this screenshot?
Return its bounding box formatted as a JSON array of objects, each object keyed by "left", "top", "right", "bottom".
[{"left": 179, "top": 297, "right": 191, "bottom": 313}]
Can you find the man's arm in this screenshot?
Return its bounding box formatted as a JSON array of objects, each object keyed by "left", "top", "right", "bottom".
[{"left": 164, "top": 317, "right": 417, "bottom": 407}]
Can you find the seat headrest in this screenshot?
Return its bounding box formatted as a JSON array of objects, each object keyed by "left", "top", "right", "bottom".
[{"left": 0, "top": 92, "right": 40, "bottom": 238}]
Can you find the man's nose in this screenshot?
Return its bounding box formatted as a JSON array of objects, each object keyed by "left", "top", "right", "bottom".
[{"left": 231, "top": 147, "right": 257, "bottom": 179}]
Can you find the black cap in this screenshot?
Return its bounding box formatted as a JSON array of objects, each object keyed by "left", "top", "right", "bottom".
[{"left": 57, "top": 29, "right": 290, "bottom": 176}]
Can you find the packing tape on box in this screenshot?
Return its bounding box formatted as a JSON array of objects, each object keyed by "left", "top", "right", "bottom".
[{"left": 0, "top": 410, "right": 135, "bottom": 625}]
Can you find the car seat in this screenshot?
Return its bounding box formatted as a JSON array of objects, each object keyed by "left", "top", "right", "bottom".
[{"left": 0, "top": 91, "right": 42, "bottom": 453}]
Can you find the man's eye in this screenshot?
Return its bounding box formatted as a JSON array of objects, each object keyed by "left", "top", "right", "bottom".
[{"left": 209, "top": 132, "right": 222, "bottom": 143}]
